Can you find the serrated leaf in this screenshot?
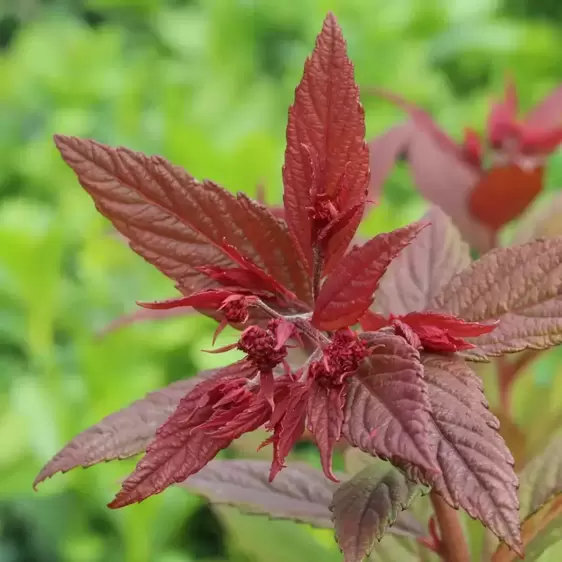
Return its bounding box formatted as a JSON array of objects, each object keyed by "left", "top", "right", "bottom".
[
  {"left": 331, "top": 461, "right": 421, "bottom": 562},
  {"left": 54, "top": 135, "right": 311, "bottom": 304},
  {"left": 430, "top": 237, "right": 562, "bottom": 356},
  {"left": 431, "top": 237, "right": 562, "bottom": 322},
  {"left": 373, "top": 206, "right": 471, "bottom": 316},
  {"left": 33, "top": 367, "right": 227, "bottom": 488},
  {"left": 109, "top": 363, "right": 267, "bottom": 508},
  {"left": 418, "top": 355, "right": 522, "bottom": 555},
  {"left": 342, "top": 333, "right": 436, "bottom": 473},
  {"left": 180, "top": 459, "right": 338, "bottom": 528},
  {"left": 282, "top": 12, "right": 369, "bottom": 270},
  {"left": 312, "top": 222, "right": 426, "bottom": 330}
]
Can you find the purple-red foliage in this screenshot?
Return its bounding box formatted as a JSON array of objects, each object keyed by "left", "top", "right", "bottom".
[{"left": 33, "top": 12, "right": 562, "bottom": 562}]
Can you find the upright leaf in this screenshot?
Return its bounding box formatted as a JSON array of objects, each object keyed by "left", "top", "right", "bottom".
[
  {"left": 282, "top": 12, "right": 369, "bottom": 270},
  {"left": 179, "top": 459, "right": 339, "bottom": 528},
  {"left": 525, "top": 85, "right": 562, "bottom": 131},
  {"left": 33, "top": 365, "right": 243, "bottom": 488},
  {"left": 419, "top": 355, "right": 522, "bottom": 554},
  {"left": 55, "top": 135, "right": 310, "bottom": 303},
  {"left": 331, "top": 462, "right": 422, "bottom": 562},
  {"left": 312, "top": 222, "right": 426, "bottom": 330},
  {"left": 373, "top": 206, "right": 471, "bottom": 316},
  {"left": 342, "top": 333, "right": 436, "bottom": 473}
]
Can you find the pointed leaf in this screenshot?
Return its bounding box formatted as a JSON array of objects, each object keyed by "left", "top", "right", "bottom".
[
  {"left": 54, "top": 135, "right": 310, "bottom": 303},
  {"left": 342, "top": 333, "right": 436, "bottom": 473},
  {"left": 179, "top": 459, "right": 339, "bottom": 528},
  {"left": 431, "top": 236, "right": 562, "bottom": 322},
  {"left": 373, "top": 206, "right": 471, "bottom": 316},
  {"left": 418, "top": 355, "right": 522, "bottom": 554},
  {"left": 33, "top": 364, "right": 249, "bottom": 487},
  {"left": 282, "top": 12, "right": 369, "bottom": 269},
  {"left": 312, "top": 222, "right": 426, "bottom": 330},
  {"left": 331, "top": 461, "right": 422, "bottom": 562},
  {"left": 430, "top": 237, "right": 562, "bottom": 355}
]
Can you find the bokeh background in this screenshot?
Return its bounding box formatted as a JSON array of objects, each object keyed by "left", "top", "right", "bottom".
[{"left": 2, "top": 0, "right": 562, "bottom": 561}]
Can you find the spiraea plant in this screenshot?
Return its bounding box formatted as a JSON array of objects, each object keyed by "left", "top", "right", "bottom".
[{"left": 34, "top": 13, "right": 562, "bottom": 562}]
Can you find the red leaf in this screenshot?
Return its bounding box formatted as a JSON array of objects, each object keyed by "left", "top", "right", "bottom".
[
  {"left": 306, "top": 381, "right": 346, "bottom": 482},
  {"left": 370, "top": 206, "right": 471, "bottom": 316},
  {"left": 54, "top": 135, "right": 310, "bottom": 305},
  {"left": 416, "top": 355, "right": 522, "bottom": 555},
  {"left": 367, "top": 122, "right": 414, "bottom": 208},
  {"left": 396, "top": 311, "right": 497, "bottom": 353},
  {"left": 109, "top": 365, "right": 270, "bottom": 508},
  {"left": 137, "top": 289, "right": 236, "bottom": 311},
  {"left": 525, "top": 84, "right": 562, "bottom": 131},
  {"left": 312, "top": 222, "right": 426, "bottom": 330},
  {"left": 342, "top": 333, "right": 437, "bottom": 473},
  {"left": 282, "top": 12, "right": 369, "bottom": 270},
  {"left": 33, "top": 363, "right": 253, "bottom": 488}
]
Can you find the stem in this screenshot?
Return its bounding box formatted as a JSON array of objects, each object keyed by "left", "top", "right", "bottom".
[
  {"left": 497, "top": 351, "right": 538, "bottom": 415},
  {"left": 430, "top": 492, "right": 470, "bottom": 562}
]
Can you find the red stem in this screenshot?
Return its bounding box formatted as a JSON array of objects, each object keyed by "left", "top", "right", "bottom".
[{"left": 430, "top": 492, "right": 470, "bottom": 562}]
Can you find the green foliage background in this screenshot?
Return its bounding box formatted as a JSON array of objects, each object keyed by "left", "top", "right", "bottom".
[{"left": 2, "top": 0, "right": 562, "bottom": 561}]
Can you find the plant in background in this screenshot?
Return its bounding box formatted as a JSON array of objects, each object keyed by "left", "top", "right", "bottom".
[
  {"left": 33, "top": 13, "right": 562, "bottom": 562},
  {"left": 368, "top": 78, "right": 562, "bottom": 253}
]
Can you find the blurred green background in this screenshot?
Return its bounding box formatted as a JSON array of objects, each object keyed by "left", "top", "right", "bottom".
[{"left": 2, "top": 0, "right": 562, "bottom": 561}]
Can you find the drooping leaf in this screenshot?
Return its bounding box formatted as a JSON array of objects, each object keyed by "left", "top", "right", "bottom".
[
  {"left": 372, "top": 206, "right": 471, "bottom": 316},
  {"left": 98, "top": 305, "right": 194, "bottom": 336},
  {"left": 342, "top": 332, "right": 436, "bottom": 473},
  {"left": 33, "top": 364, "right": 246, "bottom": 488},
  {"left": 282, "top": 12, "right": 369, "bottom": 270},
  {"left": 331, "top": 461, "right": 422, "bottom": 562},
  {"left": 54, "top": 135, "right": 310, "bottom": 304},
  {"left": 419, "top": 355, "right": 522, "bottom": 555},
  {"left": 306, "top": 381, "right": 346, "bottom": 481},
  {"left": 366, "top": 121, "right": 413, "bottom": 206},
  {"left": 431, "top": 236, "right": 562, "bottom": 322},
  {"left": 109, "top": 369, "right": 270, "bottom": 509},
  {"left": 179, "top": 459, "right": 339, "bottom": 528},
  {"left": 312, "top": 222, "right": 426, "bottom": 330}
]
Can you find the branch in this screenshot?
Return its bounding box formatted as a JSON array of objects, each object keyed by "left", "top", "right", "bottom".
[{"left": 430, "top": 491, "right": 470, "bottom": 562}]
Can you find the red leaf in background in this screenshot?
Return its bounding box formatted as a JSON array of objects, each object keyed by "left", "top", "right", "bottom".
[
  {"left": 306, "top": 380, "right": 347, "bottom": 482},
  {"left": 312, "top": 222, "right": 427, "bottom": 331},
  {"left": 487, "top": 74, "right": 519, "bottom": 148},
  {"left": 468, "top": 165, "right": 544, "bottom": 231},
  {"left": 54, "top": 136, "right": 310, "bottom": 305},
  {"left": 283, "top": 12, "right": 369, "bottom": 271},
  {"left": 524, "top": 84, "right": 562, "bottom": 132},
  {"left": 33, "top": 362, "right": 254, "bottom": 488},
  {"left": 366, "top": 121, "right": 414, "bottom": 213},
  {"left": 343, "top": 333, "right": 437, "bottom": 473}
]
